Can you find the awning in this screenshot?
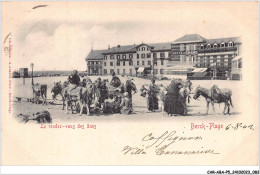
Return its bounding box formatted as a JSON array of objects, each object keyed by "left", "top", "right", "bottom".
[
  {"left": 232, "top": 55, "right": 242, "bottom": 61},
  {"left": 137, "top": 67, "right": 145, "bottom": 72},
  {"left": 192, "top": 68, "right": 207, "bottom": 73}
]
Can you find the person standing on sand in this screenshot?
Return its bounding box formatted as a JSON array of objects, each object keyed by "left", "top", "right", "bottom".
[
  {"left": 147, "top": 78, "right": 160, "bottom": 112},
  {"left": 120, "top": 92, "right": 133, "bottom": 115}
]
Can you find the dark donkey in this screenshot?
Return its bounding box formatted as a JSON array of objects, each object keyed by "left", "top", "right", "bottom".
[{"left": 193, "top": 85, "right": 233, "bottom": 115}]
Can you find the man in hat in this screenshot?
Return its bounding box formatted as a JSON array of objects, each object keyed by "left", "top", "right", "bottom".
[
  {"left": 110, "top": 72, "right": 121, "bottom": 88},
  {"left": 68, "top": 70, "right": 81, "bottom": 92}
]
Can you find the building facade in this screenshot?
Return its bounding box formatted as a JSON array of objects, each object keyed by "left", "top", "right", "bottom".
[
  {"left": 171, "top": 34, "right": 241, "bottom": 78},
  {"left": 231, "top": 55, "right": 242, "bottom": 80},
  {"left": 86, "top": 43, "right": 171, "bottom": 78},
  {"left": 86, "top": 49, "right": 106, "bottom": 75},
  {"left": 85, "top": 34, "right": 241, "bottom": 79}
]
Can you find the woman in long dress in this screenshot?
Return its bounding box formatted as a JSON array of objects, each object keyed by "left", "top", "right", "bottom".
[
  {"left": 147, "top": 78, "right": 160, "bottom": 111},
  {"left": 164, "top": 80, "right": 183, "bottom": 115},
  {"left": 120, "top": 92, "right": 133, "bottom": 115}
]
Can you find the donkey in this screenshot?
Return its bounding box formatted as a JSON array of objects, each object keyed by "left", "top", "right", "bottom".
[
  {"left": 51, "top": 81, "right": 82, "bottom": 114},
  {"left": 193, "top": 85, "right": 233, "bottom": 115},
  {"left": 78, "top": 83, "right": 99, "bottom": 116}
]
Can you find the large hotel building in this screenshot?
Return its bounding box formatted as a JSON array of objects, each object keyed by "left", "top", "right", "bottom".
[{"left": 86, "top": 34, "right": 242, "bottom": 79}]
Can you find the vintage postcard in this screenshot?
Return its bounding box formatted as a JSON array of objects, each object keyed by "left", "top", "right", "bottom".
[{"left": 1, "top": 1, "right": 259, "bottom": 167}]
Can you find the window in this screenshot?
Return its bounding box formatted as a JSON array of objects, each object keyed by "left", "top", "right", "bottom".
[
  {"left": 117, "top": 55, "right": 120, "bottom": 59},
  {"left": 104, "top": 62, "right": 106, "bottom": 66},
  {"left": 110, "top": 62, "right": 113, "bottom": 66},
  {"left": 117, "top": 61, "right": 120, "bottom": 66},
  {"left": 142, "top": 61, "right": 145, "bottom": 65},
  {"left": 104, "top": 55, "right": 107, "bottom": 59},
  {"left": 142, "top": 47, "right": 145, "bottom": 51},
  {"left": 137, "top": 54, "right": 139, "bottom": 59},
  {"left": 123, "top": 54, "right": 126, "bottom": 59},
  {"left": 137, "top": 61, "right": 139, "bottom": 65},
  {"left": 110, "top": 69, "right": 114, "bottom": 75},
  {"left": 117, "top": 69, "right": 120, "bottom": 74},
  {"left": 161, "top": 60, "right": 164, "bottom": 65},
  {"left": 207, "top": 44, "right": 211, "bottom": 48},
  {"left": 110, "top": 55, "right": 114, "bottom": 59},
  {"left": 141, "top": 53, "right": 145, "bottom": 58},
  {"left": 148, "top": 61, "right": 151, "bottom": 65},
  {"left": 123, "top": 61, "right": 125, "bottom": 66},
  {"left": 129, "top": 54, "right": 133, "bottom": 59},
  {"left": 104, "top": 69, "right": 107, "bottom": 74},
  {"left": 147, "top": 53, "right": 151, "bottom": 58},
  {"left": 153, "top": 53, "right": 157, "bottom": 59},
  {"left": 129, "top": 61, "right": 133, "bottom": 66},
  {"left": 221, "top": 42, "right": 225, "bottom": 47},
  {"left": 201, "top": 44, "right": 204, "bottom": 49},
  {"left": 168, "top": 52, "right": 172, "bottom": 57},
  {"left": 238, "top": 61, "right": 242, "bottom": 68},
  {"left": 228, "top": 41, "right": 233, "bottom": 47},
  {"left": 130, "top": 69, "right": 132, "bottom": 75},
  {"left": 160, "top": 52, "right": 165, "bottom": 58},
  {"left": 213, "top": 43, "right": 218, "bottom": 48},
  {"left": 154, "top": 69, "right": 158, "bottom": 74},
  {"left": 160, "top": 69, "right": 164, "bottom": 74}
]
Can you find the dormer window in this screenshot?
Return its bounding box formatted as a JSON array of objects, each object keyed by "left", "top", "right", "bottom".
[
  {"left": 221, "top": 42, "right": 225, "bottom": 48},
  {"left": 228, "top": 41, "right": 233, "bottom": 47},
  {"left": 213, "top": 43, "right": 218, "bottom": 48},
  {"left": 207, "top": 44, "right": 211, "bottom": 48},
  {"left": 200, "top": 44, "right": 204, "bottom": 49}
]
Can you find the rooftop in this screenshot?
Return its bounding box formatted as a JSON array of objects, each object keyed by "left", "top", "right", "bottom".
[
  {"left": 173, "top": 34, "right": 207, "bottom": 44},
  {"left": 150, "top": 42, "right": 172, "bottom": 51},
  {"left": 85, "top": 49, "right": 107, "bottom": 61},
  {"left": 102, "top": 44, "right": 137, "bottom": 54},
  {"left": 206, "top": 36, "right": 241, "bottom": 44}
]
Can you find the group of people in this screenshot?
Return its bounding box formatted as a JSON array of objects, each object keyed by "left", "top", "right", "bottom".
[
  {"left": 61, "top": 70, "right": 195, "bottom": 116},
  {"left": 142, "top": 78, "right": 192, "bottom": 116},
  {"left": 65, "top": 70, "right": 136, "bottom": 115}
]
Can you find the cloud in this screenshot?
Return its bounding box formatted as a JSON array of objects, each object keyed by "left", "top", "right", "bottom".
[{"left": 12, "top": 3, "right": 243, "bottom": 71}]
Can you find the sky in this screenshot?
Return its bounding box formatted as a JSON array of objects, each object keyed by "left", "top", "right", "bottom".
[{"left": 8, "top": 2, "right": 251, "bottom": 71}]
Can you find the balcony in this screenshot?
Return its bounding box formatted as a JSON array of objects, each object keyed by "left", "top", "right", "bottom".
[
  {"left": 198, "top": 47, "right": 237, "bottom": 54},
  {"left": 88, "top": 64, "right": 102, "bottom": 68}
]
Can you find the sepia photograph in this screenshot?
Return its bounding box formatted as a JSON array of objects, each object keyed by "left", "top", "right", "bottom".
[{"left": 1, "top": 1, "right": 258, "bottom": 170}]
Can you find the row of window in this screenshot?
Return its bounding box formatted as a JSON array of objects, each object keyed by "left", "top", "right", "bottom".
[
  {"left": 137, "top": 46, "right": 150, "bottom": 51},
  {"left": 104, "top": 54, "right": 133, "bottom": 60},
  {"left": 88, "top": 61, "right": 101, "bottom": 65},
  {"left": 103, "top": 69, "right": 133, "bottom": 75},
  {"left": 200, "top": 42, "right": 234, "bottom": 49},
  {"left": 103, "top": 68, "right": 164, "bottom": 75},
  {"left": 103, "top": 60, "right": 164, "bottom": 67},
  {"left": 103, "top": 52, "right": 169, "bottom": 60}
]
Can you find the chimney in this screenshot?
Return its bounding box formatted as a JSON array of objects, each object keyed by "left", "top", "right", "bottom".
[
  {"left": 108, "top": 45, "right": 110, "bottom": 49},
  {"left": 117, "top": 45, "right": 120, "bottom": 48}
]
